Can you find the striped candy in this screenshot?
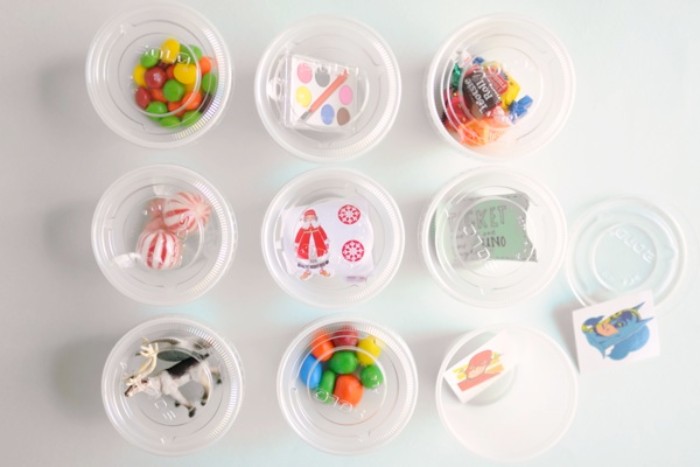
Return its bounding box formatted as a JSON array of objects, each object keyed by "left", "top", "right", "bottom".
[
  {"left": 136, "top": 229, "right": 182, "bottom": 270},
  {"left": 162, "top": 192, "right": 211, "bottom": 235}
]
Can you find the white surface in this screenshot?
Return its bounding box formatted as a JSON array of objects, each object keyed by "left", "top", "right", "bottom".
[{"left": 2, "top": 0, "right": 699, "bottom": 466}]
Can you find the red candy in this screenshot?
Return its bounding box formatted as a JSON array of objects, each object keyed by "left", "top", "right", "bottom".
[
  {"left": 166, "top": 65, "right": 175, "bottom": 80},
  {"left": 145, "top": 67, "right": 167, "bottom": 89},
  {"left": 331, "top": 326, "right": 359, "bottom": 347},
  {"left": 135, "top": 87, "right": 151, "bottom": 109}
]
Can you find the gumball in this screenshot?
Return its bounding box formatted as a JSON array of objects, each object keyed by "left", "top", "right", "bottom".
[
  {"left": 315, "top": 370, "right": 336, "bottom": 404},
  {"left": 199, "top": 56, "right": 212, "bottom": 75},
  {"left": 132, "top": 64, "right": 146, "bottom": 87},
  {"left": 299, "top": 354, "right": 322, "bottom": 389},
  {"left": 160, "top": 116, "right": 180, "bottom": 127},
  {"left": 174, "top": 63, "right": 197, "bottom": 84},
  {"left": 162, "top": 191, "right": 211, "bottom": 235},
  {"left": 144, "top": 67, "right": 167, "bottom": 89},
  {"left": 136, "top": 229, "right": 182, "bottom": 270},
  {"left": 160, "top": 38, "right": 180, "bottom": 64},
  {"left": 201, "top": 73, "right": 217, "bottom": 94},
  {"left": 310, "top": 332, "right": 334, "bottom": 362},
  {"left": 178, "top": 44, "right": 202, "bottom": 63},
  {"left": 140, "top": 49, "right": 160, "bottom": 68},
  {"left": 181, "top": 110, "right": 201, "bottom": 127},
  {"left": 360, "top": 365, "right": 384, "bottom": 389},
  {"left": 333, "top": 374, "right": 363, "bottom": 406},
  {"left": 357, "top": 336, "right": 382, "bottom": 366},
  {"left": 145, "top": 101, "right": 167, "bottom": 120},
  {"left": 149, "top": 88, "right": 168, "bottom": 103},
  {"left": 167, "top": 101, "right": 185, "bottom": 117},
  {"left": 165, "top": 65, "right": 175, "bottom": 80},
  {"left": 163, "top": 79, "right": 185, "bottom": 102},
  {"left": 328, "top": 351, "right": 359, "bottom": 375},
  {"left": 182, "top": 90, "right": 203, "bottom": 111},
  {"left": 331, "top": 326, "right": 359, "bottom": 347},
  {"left": 134, "top": 87, "right": 151, "bottom": 109}
]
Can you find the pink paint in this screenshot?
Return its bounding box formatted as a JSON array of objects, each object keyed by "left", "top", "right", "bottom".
[
  {"left": 297, "top": 63, "right": 312, "bottom": 83},
  {"left": 338, "top": 85, "right": 353, "bottom": 105}
]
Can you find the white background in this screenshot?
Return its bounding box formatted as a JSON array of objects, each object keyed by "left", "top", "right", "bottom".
[{"left": 2, "top": 0, "right": 699, "bottom": 465}]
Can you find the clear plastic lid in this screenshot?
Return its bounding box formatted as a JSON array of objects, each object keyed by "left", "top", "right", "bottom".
[
  {"left": 261, "top": 168, "right": 404, "bottom": 308},
  {"left": 436, "top": 325, "right": 578, "bottom": 462},
  {"left": 86, "top": 2, "right": 232, "bottom": 148},
  {"left": 426, "top": 14, "right": 575, "bottom": 159},
  {"left": 567, "top": 197, "right": 693, "bottom": 311},
  {"left": 102, "top": 316, "right": 244, "bottom": 455},
  {"left": 420, "top": 167, "right": 566, "bottom": 307},
  {"left": 278, "top": 316, "right": 418, "bottom": 454},
  {"left": 92, "top": 165, "right": 236, "bottom": 305},
  {"left": 255, "top": 16, "right": 401, "bottom": 162}
]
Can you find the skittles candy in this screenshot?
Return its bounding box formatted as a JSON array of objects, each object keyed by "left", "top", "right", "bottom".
[{"left": 132, "top": 37, "right": 218, "bottom": 128}]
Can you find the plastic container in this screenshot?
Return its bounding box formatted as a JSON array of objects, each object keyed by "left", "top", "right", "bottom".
[
  {"left": 278, "top": 316, "right": 418, "bottom": 454},
  {"left": 436, "top": 325, "right": 578, "bottom": 462},
  {"left": 567, "top": 197, "right": 694, "bottom": 312},
  {"left": 262, "top": 168, "right": 404, "bottom": 308},
  {"left": 426, "top": 14, "right": 575, "bottom": 160},
  {"left": 86, "top": 2, "right": 232, "bottom": 148},
  {"left": 255, "top": 16, "right": 401, "bottom": 162},
  {"left": 420, "top": 167, "right": 566, "bottom": 307},
  {"left": 92, "top": 165, "right": 236, "bottom": 305},
  {"left": 102, "top": 316, "right": 244, "bottom": 455}
]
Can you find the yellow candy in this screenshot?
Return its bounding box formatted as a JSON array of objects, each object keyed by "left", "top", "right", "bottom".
[
  {"left": 357, "top": 336, "right": 382, "bottom": 366},
  {"left": 184, "top": 81, "right": 196, "bottom": 92},
  {"left": 160, "top": 38, "right": 180, "bottom": 64},
  {"left": 174, "top": 63, "right": 197, "bottom": 85},
  {"left": 295, "top": 86, "right": 312, "bottom": 108},
  {"left": 132, "top": 64, "right": 146, "bottom": 87},
  {"left": 501, "top": 75, "right": 521, "bottom": 109}
]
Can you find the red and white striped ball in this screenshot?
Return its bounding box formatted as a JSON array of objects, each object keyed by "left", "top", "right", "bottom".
[
  {"left": 136, "top": 229, "right": 182, "bottom": 270},
  {"left": 162, "top": 192, "right": 211, "bottom": 235}
]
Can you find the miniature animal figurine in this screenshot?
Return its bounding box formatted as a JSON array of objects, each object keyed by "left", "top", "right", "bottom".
[{"left": 124, "top": 339, "right": 222, "bottom": 418}]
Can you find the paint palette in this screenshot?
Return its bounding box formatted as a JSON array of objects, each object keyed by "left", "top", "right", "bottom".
[{"left": 283, "top": 55, "right": 359, "bottom": 132}]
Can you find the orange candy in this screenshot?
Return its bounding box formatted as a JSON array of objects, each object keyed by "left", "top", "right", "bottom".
[
  {"left": 182, "top": 90, "right": 203, "bottom": 111},
  {"left": 166, "top": 65, "right": 176, "bottom": 80},
  {"left": 167, "top": 101, "right": 186, "bottom": 117},
  {"left": 333, "top": 374, "right": 363, "bottom": 406},
  {"left": 149, "top": 88, "right": 168, "bottom": 103},
  {"left": 310, "top": 332, "right": 334, "bottom": 362},
  {"left": 199, "top": 56, "right": 212, "bottom": 75}
]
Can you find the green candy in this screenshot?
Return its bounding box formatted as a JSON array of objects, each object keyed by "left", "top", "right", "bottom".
[
  {"left": 182, "top": 110, "right": 201, "bottom": 127},
  {"left": 145, "top": 101, "right": 167, "bottom": 120},
  {"left": 178, "top": 44, "right": 202, "bottom": 64},
  {"left": 201, "top": 72, "right": 217, "bottom": 94},
  {"left": 162, "top": 79, "right": 185, "bottom": 102},
  {"left": 328, "top": 351, "right": 358, "bottom": 375},
  {"left": 360, "top": 365, "right": 384, "bottom": 389},
  {"left": 159, "top": 115, "right": 181, "bottom": 128},
  {"left": 315, "top": 370, "right": 336, "bottom": 404},
  {"left": 140, "top": 49, "right": 160, "bottom": 68}
]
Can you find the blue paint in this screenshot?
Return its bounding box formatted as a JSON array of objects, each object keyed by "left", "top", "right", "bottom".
[
  {"left": 299, "top": 354, "right": 322, "bottom": 389},
  {"left": 320, "top": 104, "right": 335, "bottom": 125}
]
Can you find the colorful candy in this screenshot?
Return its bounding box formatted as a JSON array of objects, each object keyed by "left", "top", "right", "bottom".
[
  {"left": 131, "top": 37, "right": 217, "bottom": 129},
  {"left": 136, "top": 229, "right": 182, "bottom": 270},
  {"left": 299, "top": 326, "right": 384, "bottom": 409},
  {"left": 162, "top": 191, "right": 211, "bottom": 235}
]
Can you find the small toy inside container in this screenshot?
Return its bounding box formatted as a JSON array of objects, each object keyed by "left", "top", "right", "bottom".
[
  {"left": 278, "top": 316, "right": 418, "bottom": 454},
  {"left": 86, "top": 2, "right": 231, "bottom": 147},
  {"left": 92, "top": 165, "right": 236, "bottom": 305},
  {"left": 102, "top": 316, "right": 244, "bottom": 455},
  {"left": 427, "top": 14, "right": 575, "bottom": 159},
  {"left": 420, "top": 167, "right": 566, "bottom": 307},
  {"left": 262, "top": 168, "right": 404, "bottom": 308},
  {"left": 255, "top": 16, "right": 401, "bottom": 162}
]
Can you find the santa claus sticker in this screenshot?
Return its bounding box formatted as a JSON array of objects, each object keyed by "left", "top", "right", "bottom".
[{"left": 281, "top": 199, "right": 374, "bottom": 282}]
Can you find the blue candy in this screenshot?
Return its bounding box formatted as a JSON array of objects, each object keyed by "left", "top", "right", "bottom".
[
  {"left": 472, "top": 56, "right": 485, "bottom": 65},
  {"left": 509, "top": 95, "right": 534, "bottom": 121},
  {"left": 299, "top": 354, "right": 322, "bottom": 389}
]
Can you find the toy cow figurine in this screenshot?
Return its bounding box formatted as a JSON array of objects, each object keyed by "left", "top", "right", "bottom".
[{"left": 124, "top": 340, "right": 222, "bottom": 418}]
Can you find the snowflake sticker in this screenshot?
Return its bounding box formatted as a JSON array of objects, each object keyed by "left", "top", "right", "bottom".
[
  {"left": 338, "top": 204, "right": 361, "bottom": 225},
  {"left": 342, "top": 240, "right": 365, "bottom": 262}
]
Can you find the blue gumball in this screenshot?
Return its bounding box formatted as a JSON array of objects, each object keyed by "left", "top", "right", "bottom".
[{"left": 299, "top": 354, "right": 322, "bottom": 389}]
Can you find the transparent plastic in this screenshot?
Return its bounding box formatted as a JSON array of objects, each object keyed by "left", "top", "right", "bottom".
[
  {"left": 426, "top": 14, "right": 575, "bottom": 160},
  {"left": 255, "top": 16, "right": 401, "bottom": 162},
  {"left": 436, "top": 325, "right": 577, "bottom": 462},
  {"left": 102, "top": 316, "right": 244, "bottom": 455},
  {"left": 567, "top": 197, "right": 694, "bottom": 312},
  {"left": 420, "top": 167, "right": 566, "bottom": 307},
  {"left": 92, "top": 165, "right": 236, "bottom": 305},
  {"left": 278, "top": 316, "right": 418, "bottom": 454},
  {"left": 86, "top": 2, "right": 232, "bottom": 148},
  {"left": 262, "top": 168, "right": 404, "bottom": 308}
]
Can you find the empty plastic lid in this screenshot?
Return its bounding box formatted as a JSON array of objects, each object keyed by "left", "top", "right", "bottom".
[
  {"left": 567, "top": 197, "right": 692, "bottom": 310},
  {"left": 436, "top": 325, "right": 578, "bottom": 462},
  {"left": 421, "top": 167, "right": 566, "bottom": 307}
]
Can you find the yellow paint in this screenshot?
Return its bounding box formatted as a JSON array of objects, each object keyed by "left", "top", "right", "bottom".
[{"left": 295, "top": 86, "right": 312, "bottom": 108}]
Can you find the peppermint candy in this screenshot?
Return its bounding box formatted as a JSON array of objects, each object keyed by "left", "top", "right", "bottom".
[
  {"left": 136, "top": 229, "right": 182, "bottom": 270},
  {"left": 162, "top": 191, "right": 212, "bottom": 235}
]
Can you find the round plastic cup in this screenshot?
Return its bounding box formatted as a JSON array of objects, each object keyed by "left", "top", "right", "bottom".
[
  {"left": 278, "top": 316, "right": 418, "bottom": 454},
  {"left": 426, "top": 14, "right": 575, "bottom": 160},
  {"left": 420, "top": 167, "right": 566, "bottom": 307},
  {"left": 436, "top": 325, "right": 578, "bottom": 462},
  {"left": 262, "top": 168, "right": 404, "bottom": 308},
  {"left": 86, "top": 2, "right": 232, "bottom": 148},
  {"left": 92, "top": 165, "right": 236, "bottom": 305},
  {"left": 567, "top": 197, "right": 694, "bottom": 312},
  {"left": 255, "top": 15, "right": 401, "bottom": 162},
  {"left": 102, "top": 316, "right": 244, "bottom": 455}
]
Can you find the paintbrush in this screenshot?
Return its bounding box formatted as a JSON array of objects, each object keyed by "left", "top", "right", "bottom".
[{"left": 300, "top": 69, "right": 349, "bottom": 121}]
